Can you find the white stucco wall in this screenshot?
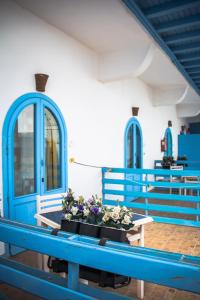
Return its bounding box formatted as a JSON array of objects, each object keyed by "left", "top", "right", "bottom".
[{"left": 0, "top": 0, "right": 182, "bottom": 202}]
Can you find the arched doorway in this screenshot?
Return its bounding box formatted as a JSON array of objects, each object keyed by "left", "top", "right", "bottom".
[
  {"left": 2, "top": 93, "right": 67, "bottom": 228},
  {"left": 124, "top": 117, "right": 143, "bottom": 201}
]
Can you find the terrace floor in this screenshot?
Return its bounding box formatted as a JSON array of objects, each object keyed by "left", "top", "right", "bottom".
[{"left": 0, "top": 222, "right": 200, "bottom": 300}]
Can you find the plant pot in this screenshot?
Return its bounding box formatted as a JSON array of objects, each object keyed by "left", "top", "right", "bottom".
[
  {"left": 79, "top": 222, "right": 100, "bottom": 238},
  {"left": 35, "top": 73, "right": 49, "bottom": 92},
  {"left": 132, "top": 107, "right": 139, "bottom": 116},
  {"left": 100, "top": 226, "right": 128, "bottom": 243},
  {"left": 61, "top": 219, "right": 80, "bottom": 233}
]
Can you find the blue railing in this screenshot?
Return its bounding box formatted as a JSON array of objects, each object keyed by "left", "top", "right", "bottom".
[
  {"left": 0, "top": 218, "right": 200, "bottom": 297},
  {"left": 154, "top": 160, "right": 200, "bottom": 170},
  {"left": 102, "top": 167, "right": 200, "bottom": 227}
]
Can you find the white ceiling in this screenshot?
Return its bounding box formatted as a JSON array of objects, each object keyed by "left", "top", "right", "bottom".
[
  {"left": 15, "top": 0, "right": 149, "bottom": 53},
  {"left": 14, "top": 0, "right": 200, "bottom": 113}
]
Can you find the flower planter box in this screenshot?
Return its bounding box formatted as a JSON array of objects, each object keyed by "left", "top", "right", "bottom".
[
  {"left": 100, "top": 226, "right": 128, "bottom": 243},
  {"left": 79, "top": 222, "right": 100, "bottom": 238},
  {"left": 61, "top": 219, "right": 80, "bottom": 233}
]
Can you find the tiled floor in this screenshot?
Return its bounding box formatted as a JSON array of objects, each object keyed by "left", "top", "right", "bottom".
[{"left": 0, "top": 222, "right": 200, "bottom": 300}]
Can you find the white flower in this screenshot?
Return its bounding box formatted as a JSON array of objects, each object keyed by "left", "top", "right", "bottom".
[
  {"left": 71, "top": 206, "right": 78, "bottom": 216},
  {"left": 122, "top": 206, "right": 128, "bottom": 212},
  {"left": 83, "top": 208, "right": 90, "bottom": 217},
  {"left": 110, "top": 211, "right": 120, "bottom": 222},
  {"left": 122, "top": 215, "right": 131, "bottom": 225},
  {"left": 113, "top": 206, "right": 121, "bottom": 214},
  {"left": 65, "top": 213, "right": 72, "bottom": 221},
  {"left": 102, "top": 212, "right": 110, "bottom": 223}
]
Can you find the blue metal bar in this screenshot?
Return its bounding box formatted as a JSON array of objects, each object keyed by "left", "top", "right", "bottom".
[
  {"left": 144, "top": 0, "right": 200, "bottom": 19},
  {"left": 155, "top": 14, "right": 200, "bottom": 34},
  {"left": 165, "top": 30, "right": 200, "bottom": 45},
  {"left": 171, "top": 41, "right": 200, "bottom": 54},
  {"left": 0, "top": 219, "right": 200, "bottom": 294},
  {"left": 122, "top": 0, "right": 200, "bottom": 96}
]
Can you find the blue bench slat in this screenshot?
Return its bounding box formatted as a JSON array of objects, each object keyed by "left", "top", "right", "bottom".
[{"left": 152, "top": 216, "right": 200, "bottom": 228}]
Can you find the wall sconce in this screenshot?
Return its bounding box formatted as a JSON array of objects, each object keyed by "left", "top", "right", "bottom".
[
  {"left": 168, "top": 120, "right": 172, "bottom": 127},
  {"left": 132, "top": 107, "right": 139, "bottom": 116},
  {"left": 35, "top": 73, "right": 49, "bottom": 92}
]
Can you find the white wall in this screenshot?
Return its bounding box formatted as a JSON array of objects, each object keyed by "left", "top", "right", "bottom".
[{"left": 0, "top": 0, "right": 182, "bottom": 201}]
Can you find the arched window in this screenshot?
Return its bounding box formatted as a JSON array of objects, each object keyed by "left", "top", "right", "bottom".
[
  {"left": 2, "top": 93, "right": 67, "bottom": 227},
  {"left": 124, "top": 117, "right": 143, "bottom": 168},
  {"left": 124, "top": 118, "right": 143, "bottom": 201}
]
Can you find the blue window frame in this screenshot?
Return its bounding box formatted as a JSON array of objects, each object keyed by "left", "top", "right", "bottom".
[
  {"left": 2, "top": 93, "right": 67, "bottom": 225},
  {"left": 164, "top": 128, "right": 173, "bottom": 157}
]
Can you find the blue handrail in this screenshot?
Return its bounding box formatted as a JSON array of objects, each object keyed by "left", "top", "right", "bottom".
[{"left": 102, "top": 167, "right": 200, "bottom": 227}]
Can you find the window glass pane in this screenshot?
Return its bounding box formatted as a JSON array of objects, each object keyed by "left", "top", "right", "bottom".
[
  {"left": 136, "top": 125, "right": 141, "bottom": 168},
  {"left": 127, "top": 125, "right": 133, "bottom": 168},
  {"left": 14, "top": 105, "right": 35, "bottom": 196},
  {"left": 45, "top": 108, "right": 61, "bottom": 190}
]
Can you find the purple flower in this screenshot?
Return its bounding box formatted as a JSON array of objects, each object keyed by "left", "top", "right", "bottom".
[
  {"left": 65, "top": 206, "right": 71, "bottom": 213},
  {"left": 91, "top": 206, "right": 99, "bottom": 215},
  {"left": 77, "top": 204, "right": 84, "bottom": 212},
  {"left": 87, "top": 198, "right": 94, "bottom": 205}
]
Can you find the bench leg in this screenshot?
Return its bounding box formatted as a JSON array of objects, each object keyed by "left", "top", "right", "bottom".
[{"left": 137, "top": 225, "right": 144, "bottom": 299}]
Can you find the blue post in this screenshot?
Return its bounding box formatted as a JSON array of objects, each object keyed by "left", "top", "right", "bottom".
[{"left": 68, "top": 262, "right": 80, "bottom": 291}]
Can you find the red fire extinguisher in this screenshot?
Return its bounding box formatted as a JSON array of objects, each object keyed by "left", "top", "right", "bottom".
[{"left": 161, "top": 138, "right": 166, "bottom": 152}]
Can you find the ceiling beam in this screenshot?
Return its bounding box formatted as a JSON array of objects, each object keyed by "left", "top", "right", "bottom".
[
  {"left": 178, "top": 52, "right": 200, "bottom": 63},
  {"left": 155, "top": 14, "right": 200, "bottom": 34},
  {"left": 144, "top": 0, "right": 200, "bottom": 20},
  {"left": 182, "top": 59, "right": 200, "bottom": 68},
  {"left": 122, "top": 0, "right": 200, "bottom": 96},
  {"left": 171, "top": 42, "right": 200, "bottom": 54},
  {"left": 164, "top": 29, "right": 200, "bottom": 45},
  {"left": 191, "top": 75, "right": 200, "bottom": 79},
  {"left": 187, "top": 68, "right": 200, "bottom": 74}
]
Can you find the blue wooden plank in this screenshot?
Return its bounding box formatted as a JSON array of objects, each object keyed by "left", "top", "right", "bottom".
[
  {"left": 102, "top": 167, "right": 200, "bottom": 176},
  {"left": 103, "top": 178, "right": 200, "bottom": 190},
  {"left": 155, "top": 14, "right": 200, "bottom": 34},
  {"left": 152, "top": 216, "right": 200, "bottom": 228},
  {"left": 0, "top": 257, "right": 91, "bottom": 300},
  {"left": 103, "top": 199, "right": 200, "bottom": 215},
  {"left": 79, "top": 283, "right": 134, "bottom": 300},
  {"left": 68, "top": 262, "right": 79, "bottom": 291},
  {"left": 0, "top": 219, "right": 200, "bottom": 293},
  {"left": 165, "top": 30, "right": 200, "bottom": 45},
  {"left": 144, "top": 0, "right": 200, "bottom": 19},
  {"left": 103, "top": 189, "right": 200, "bottom": 202},
  {"left": 171, "top": 41, "right": 200, "bottom": 54}
]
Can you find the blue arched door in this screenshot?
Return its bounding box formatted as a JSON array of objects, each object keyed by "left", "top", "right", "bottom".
[
  {"left": 2, "top": 93, "right": 67, "bottom": 229},
  {"left": 124, "top": 118, "right": 143, "bottom": 201},
  {"left": 164, "top": 128, "right": 173, "bottom": 157}
]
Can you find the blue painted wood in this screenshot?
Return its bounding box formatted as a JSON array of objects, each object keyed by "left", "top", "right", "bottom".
[
  {"left": 103, "top": 199, "right": 200, "bottom": 214},
  {"left": 144, "top": 0, "right": 200, "bottom": 19},
  {"left": 152, "top": 216, "right": 200, "bottom": 227},
  {"left": 2, "top": 93, "right": 67, "bottom": 255},
  {"left": 124, "top": 117, "right": 143, "bottom": 201},
  {"left": 0, "top": 257, "right": 91, "bottom": 300},
  {"left": 165, "top": 30, "right": 200, "bottom": 45},
  {"left": 102, "top": 167, "right": 200, "bottom": 176},
  {"left": 178, "top": 134, "right": 200, "bottom": 165},
  {"left": 0, "top": 218, "right": 200, "bottom": 294},
  {"left": 103, "top": 178, "right": 200, "bottom": 190},
  {"left": 122, "top": 1, "right": 200, "bottom": 96},
  {"left": 68, "top": 262, "right": 79, "bottom": 291},
  {"left": 102, "top": 167, "right": 200, "bottom": 227},
  {"left": 164, "top": 128, "right": 172, "bottom": 157}
]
